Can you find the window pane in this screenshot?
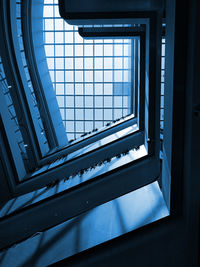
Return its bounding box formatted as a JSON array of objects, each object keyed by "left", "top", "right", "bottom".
[
  {"left": 55, "top": 32, "right": 64, "bottom": 43},
  {"left": 43, "top": 3, "right": 134, "bottom": 139},
  {"left": 95, "top": 96, "right": 103, "bottom": 107},
  {"left": 76, "top": 96, "right": 83, "bottom": 108},
  {"left": 85, "top": 96, "right": 93, "bottom": 107},
  {"left": 104, "top": 84, "right": 113, "bottom": 95},
  {"left": 85, "top": 109, "right": 93, "bottom": 120},
  {"left": 95, "top": 109, "right": 103, "bottom": 120},
  {"left": 85, "top": 58, "right": 93, "bottom": 69},
  {"left": 56, "top": 71, "right": 64, "bottom": 82},
  {"left": 66, "top": 109, "right": 74, "bottom": 120},
  {"left": 75, "top": 84, "right": 83, "bottom": 95},
  {"left": 85, "top": 84, "right": 93, "bottom": 95},
  {"left": 104, "top": 96, "right": 112, "bottom": 108},
  {"left": 66, "top": 84, "right": 74, "bottom": 95},
  {"left": 76, "top": 109, "right": 84, "bottom": 120},
  {"left": 95, "top": 84, "right": 103, "bottom": 95},
  {"left": 65, "top": 96, "right": 74, "bottom": 107},
  {"left": 56, "top": 58, "right": 64, "bottom": 69}
]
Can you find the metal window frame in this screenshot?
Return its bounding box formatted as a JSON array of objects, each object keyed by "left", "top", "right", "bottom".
[
  {"left": 20, "top": 0, "right": 143, "bottom": 160},
  {"left": 77, "top": 25, "right": 145, "bottom": 128},
  {"left": 0, "top": 0, "right": 67, "bottom": 177},
  {"left": 43, "top": 5, "right": 137, "bottom": 140},
  {"left": 0, "top": 0, "right": 149, "bottom": 196},
  {"left": 48, "top": 2, "right": 200, "bottom": 266},
  {"left": 14, "top": 21, "right": 149, "bottom": 195},
  {"left": 0, "top": 0, "right": 44, "bottom": 171},
  {"left": 0, "top": 8, "right": 162, "bottom": 251},
  {"left": 21, "top": 0, "right": 69, "bottom": 150},
  {"left": 39, "top": 24, "right": 146, "bottom": 161},
  {"left": 0, "top": 3, "right": 161, "bottom": 197}
]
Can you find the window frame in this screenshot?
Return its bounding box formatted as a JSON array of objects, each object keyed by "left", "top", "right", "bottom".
[
  {"left": 0, "top": 0, "right": 154, "bottom": 194},
  {"left": 16, "top": 17, "right": 159, "bottom": 196},
  {"left": 21, "top": 0, "right": 69, "bottom": 150},
  {"left": 48, "top": 1, "right": 200, "bottom": 265},
  {"left": 0, "top": 0, "right": 163, "bottom": 249}
]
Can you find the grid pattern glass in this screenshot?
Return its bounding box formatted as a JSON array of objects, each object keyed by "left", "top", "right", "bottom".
[{"left": 43, "top": 0, "right": 133, "bottom": 140}]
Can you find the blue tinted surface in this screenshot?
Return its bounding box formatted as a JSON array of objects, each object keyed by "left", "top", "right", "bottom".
[{"left": 43, "top": 2, "right": 134, "bottom": 139}]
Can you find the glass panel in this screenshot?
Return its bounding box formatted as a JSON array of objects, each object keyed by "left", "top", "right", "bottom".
[{"left": 43, "top": 3, "right": 134, "bottom": 139}]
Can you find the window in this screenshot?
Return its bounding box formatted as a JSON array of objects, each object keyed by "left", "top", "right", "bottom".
[
  {"left": 43, "top": 2, "right": 136, "bottom": 140},
  {"left": 0, "top": 0, "right": 160, "bottom": 190},
  {"left": 0, "top": 0, "right": 167, "bottom": 250}
]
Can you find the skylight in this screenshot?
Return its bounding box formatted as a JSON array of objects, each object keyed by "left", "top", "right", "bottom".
[{"left": 43, "top": 1, "right": 137, "bottom": 140}]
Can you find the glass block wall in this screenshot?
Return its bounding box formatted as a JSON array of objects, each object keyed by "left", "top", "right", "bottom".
[{"left": 43, "top": 0, "right": 133, "bottom": 140}]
